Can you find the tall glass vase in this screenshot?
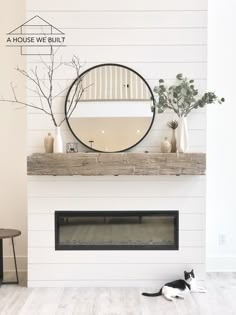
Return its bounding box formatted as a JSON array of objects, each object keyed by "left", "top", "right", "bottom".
[
  {"left": 54, "top": 126, "right": 63, "bottom": 153},
  {"left": 177, "top": 116, "right": 189, "bottom": 153}
]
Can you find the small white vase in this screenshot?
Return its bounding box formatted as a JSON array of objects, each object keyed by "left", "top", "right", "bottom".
[
  {"left": 54, "top": 126, "right": 63, "bottom": 153},
  {"left": 177, "top": 116, "right": 189, "bottom": 153}
]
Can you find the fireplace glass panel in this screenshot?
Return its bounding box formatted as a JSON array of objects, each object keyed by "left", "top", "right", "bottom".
[{"left": 55, "top": 211, "right": 178, "bottom": 250}]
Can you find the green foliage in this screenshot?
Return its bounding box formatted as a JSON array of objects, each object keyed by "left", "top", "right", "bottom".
[
  {"left": 167, "top": 120, "right": 178, "bottom": 129},
  {"left": 153, "top": 74, "right": 225, "bottom": 117}
]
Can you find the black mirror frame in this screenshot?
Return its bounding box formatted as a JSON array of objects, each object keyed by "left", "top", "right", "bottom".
[{"left": 65, "top": 63, "right": 156, "bottom": 153}]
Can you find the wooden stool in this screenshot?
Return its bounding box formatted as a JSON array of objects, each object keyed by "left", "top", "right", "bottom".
[{"left": 0, "top": 229, "right": 21, "bottom": 285}]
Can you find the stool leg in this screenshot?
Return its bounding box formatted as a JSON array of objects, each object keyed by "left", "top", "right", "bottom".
[
  {"left": 0, "top": 239, "right": 3, "bottom": 285},
  {"left": 1, "top": 238, "right": 19, "bottom": 285},
  {"left": 11, "top": 238, "right": 19, "bottom": 284}
]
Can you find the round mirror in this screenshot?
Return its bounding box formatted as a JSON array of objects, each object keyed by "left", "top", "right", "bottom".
[{"left": 65, "top": 64, "right": 155, "bottom": 152}]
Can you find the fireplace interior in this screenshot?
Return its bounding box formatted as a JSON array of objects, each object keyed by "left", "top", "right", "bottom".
[{"left": 55, "top": 211, "right": 179, "bottom": 250}]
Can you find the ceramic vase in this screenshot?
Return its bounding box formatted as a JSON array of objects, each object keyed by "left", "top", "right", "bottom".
[
  {"left": 177, "top": 116, "right": 189, "bottom": 153},
  {"left": 54, "top": 126, "right": 63, "bottom": 153},
  {"left": 161, "top": 137, "right": 171, "bottom": 153},
  {"left": 44, "top": 132, "right": 54, "bottom": 153},
  {"left": 170, "top": 129, "right": 177, "bottom": 153}
]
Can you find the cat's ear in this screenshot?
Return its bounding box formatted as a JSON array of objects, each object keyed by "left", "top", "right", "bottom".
[
  {"left": 184, "top": 271, "right": 188, "bottom": 279},
  {"left": 191, "top": 269, "right": 195, "bottom": 277}
]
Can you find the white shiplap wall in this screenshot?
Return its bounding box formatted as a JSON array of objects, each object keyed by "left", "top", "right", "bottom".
[
  {"left": 28, "top": 176, "right": 206, "bottom": 287},
  {"left": 27, "top": 0, "right": 207, "bottom": 287}
]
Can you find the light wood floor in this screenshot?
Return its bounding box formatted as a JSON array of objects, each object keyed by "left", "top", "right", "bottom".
[{"left": 0, "top": 273, "right": 236, "bottom": 315}]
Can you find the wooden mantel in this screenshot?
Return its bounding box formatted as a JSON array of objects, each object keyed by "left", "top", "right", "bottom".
[{"left": 27, "top": 152, "right": 206, "bottom": 176}]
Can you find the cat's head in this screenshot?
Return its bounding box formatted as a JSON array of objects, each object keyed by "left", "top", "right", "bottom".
[{"left": 184, "top": 270, "right": 195, "bottom": 283}]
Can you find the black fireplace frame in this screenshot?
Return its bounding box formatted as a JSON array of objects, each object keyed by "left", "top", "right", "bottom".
[{"left": 55, "top": 210, "right": 179, "bottom": 251}]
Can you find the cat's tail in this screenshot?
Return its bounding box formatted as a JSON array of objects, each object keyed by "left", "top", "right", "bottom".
[{"left": 142, "top": 289, "right": 162, "bottom": 297}]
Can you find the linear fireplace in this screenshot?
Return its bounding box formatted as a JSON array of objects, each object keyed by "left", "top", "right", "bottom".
[{"left": 55, "top": 211, "right": 179, "bottom": 250}]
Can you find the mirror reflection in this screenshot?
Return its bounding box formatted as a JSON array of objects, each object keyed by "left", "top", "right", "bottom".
[{"left": 65, "top": 64, "right": 155, "bottom": 152}]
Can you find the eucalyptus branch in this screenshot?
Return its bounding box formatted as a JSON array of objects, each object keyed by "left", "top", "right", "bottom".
[
  {"left": 153, "top": 74, "right": 225, "bottom": 117},
  {"left": 163, "top": 92, "right": 179, "bottom": 115}
]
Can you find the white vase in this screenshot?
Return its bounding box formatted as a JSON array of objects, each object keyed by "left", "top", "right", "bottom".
[
  {"left": 54, "top": 126, "right": 63, "bottom": 153},
  {"left": 177, "top": 116, "right": 189, "bottom": 153}
]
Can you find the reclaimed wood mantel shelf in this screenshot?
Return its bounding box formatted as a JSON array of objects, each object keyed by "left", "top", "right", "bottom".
[{"left": 27, "top": 153, "right": 206, "bottom": 176}]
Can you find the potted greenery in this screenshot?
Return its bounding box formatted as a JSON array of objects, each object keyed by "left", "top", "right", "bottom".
[{"left": 154, "top": 74, "right": 224, "bottom": 152}]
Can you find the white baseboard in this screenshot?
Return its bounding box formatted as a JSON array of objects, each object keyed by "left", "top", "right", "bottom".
[
  {"left": 4, "top": 255, "right": 235, "bottom": 274},
  {"left": 3, "top": 256, "right": 27, "bottom": 272},
  {"left": 207, "top": 256, "right": 236, "bottom": 272}
]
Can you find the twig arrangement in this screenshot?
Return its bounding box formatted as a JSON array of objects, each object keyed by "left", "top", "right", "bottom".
[{"left": 0, "top": 48, "right": 89, "bottom": 127}]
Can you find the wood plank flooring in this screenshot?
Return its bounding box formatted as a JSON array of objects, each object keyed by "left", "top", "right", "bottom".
[{"left": 0, "top": 273, "right": 236, "bottom": 315}]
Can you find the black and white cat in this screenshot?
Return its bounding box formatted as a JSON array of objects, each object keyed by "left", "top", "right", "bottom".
[{"left": 142, "top": 270, "right": 207, "bottom": 301}]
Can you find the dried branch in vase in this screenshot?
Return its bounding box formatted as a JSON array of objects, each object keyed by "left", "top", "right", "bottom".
[
  {"left": 167, "top": 120, "right": 178, "bottom": 153},
  {"left": 167, "top": 120, "right": 178, "bottom": 130},
  {"left": 0, "top": 48, "right": 90, "bottom": 127}
]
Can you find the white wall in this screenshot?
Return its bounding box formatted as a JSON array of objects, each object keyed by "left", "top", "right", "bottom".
[
  {"left": 26, "top": 0, "right": 207, "bottom": 155},
  {"left": 26, "top": 0, "right": 207, "bottom": 287},
  {"left": 207, "top": 0, "right": 236, "bottom": 271},
  {"left": 28, "top": 176, "right": 206, "bottom": 287},
  {"left": 0, "top": 0, "right": 27, "bottom": 273},
  {"left": 2, "top": 0, "right": 235, "bottom": 276},
  {"left": 0, "top": 0, "right": 209, "bottom": 276}
]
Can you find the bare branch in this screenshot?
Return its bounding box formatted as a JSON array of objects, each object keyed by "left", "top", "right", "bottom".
[
  {"left": 27, "top": 86, "right": 44, "bottom": 97},
  {"left": 59, "top": 82, "right": 94, "bottom": 126},
  {"left": 37, "top": 86, "right": 45, "bottom": 111},
  {"left": 3, "top": 49, "right": 88, "bottom": 128},
  {"left": 0, "top": 98, "right": 51, "bottom": 116},
  {"left": 52, "top": 85, "right": 70, "bottom": 100},
  {"left": 10, "top": 82, "right": 17, "bottom": 101}
]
